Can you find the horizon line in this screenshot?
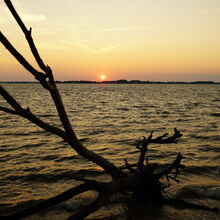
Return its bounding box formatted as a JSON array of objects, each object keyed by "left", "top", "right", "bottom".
[{"left": 0, "top": 80, "right": 219, "bottom": 84}]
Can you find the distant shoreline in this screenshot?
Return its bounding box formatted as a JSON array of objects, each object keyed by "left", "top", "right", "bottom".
[{"left": 0, "top": 80, "right": 219, "bottom": 84}]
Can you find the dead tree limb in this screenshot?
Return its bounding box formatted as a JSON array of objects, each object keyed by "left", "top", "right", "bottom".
[
  {"left": 0, "top": 85, "right": 67, "bottom": 139},
  {"left": 0, "top": 31, "right": 48, "bottom": 86},
  {"left": 151, "top": 128, "right": 182, "bottom": 144},
  {"left": 4, "top": 0, "right": 53, "bottom": 81},
  {"left": 0, "top": 1, "right": 218, "bottom": 219},
  {"left": 137, "top": 132, "right": 153, "bottom": 172},
  {"left": 156, "top": 153, "right": 185, "bottom": 180},
  {"left": 0, "top": 0, "right": 126, "bottom": 179},
  {"left": 1, "top": 180, "right": 103, "bottom": 220}
]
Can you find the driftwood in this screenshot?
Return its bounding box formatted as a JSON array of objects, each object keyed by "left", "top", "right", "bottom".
[{"left": 0, "top": 1, "right": 218, "bottom": 219}]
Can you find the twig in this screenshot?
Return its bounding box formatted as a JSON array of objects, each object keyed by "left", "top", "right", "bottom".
[
  {"left": 156, "top": 153, "right": 185, "bottom": 182},
  {"left": 151, "top": 128, "right": 182, "bottom": 144}
]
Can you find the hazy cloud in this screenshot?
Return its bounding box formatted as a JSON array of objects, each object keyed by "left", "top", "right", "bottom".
[
  {"left": 20, "top": 13, "right": 46, "bottom": 23},
  {"left": 38, "top": 36, "right": 92, "bottom": 51},
  {"left": 70, "top": 37, "right": 91, "bottom": 51},
  {"left": 0, "top": 12, "right": 46, "bottom": 24},
  {"left": 200, "top": 8, "right": 220, "bottom": 14},
  {"left": 93, "top": 44, "right": 123, "bottom": 54},
  {"left": 100, "top": 27, "right": 155, "bottom": 32},
  {"left": 38, "top": 42, "right": 67, "bottom": 50},
  {"left": 0, "top": 1, "right": 46, "bottom": 24}
]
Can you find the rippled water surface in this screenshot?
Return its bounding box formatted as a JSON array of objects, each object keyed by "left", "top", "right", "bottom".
[{"left": 0, "top": 83, "right": 220, "bottom": 219}]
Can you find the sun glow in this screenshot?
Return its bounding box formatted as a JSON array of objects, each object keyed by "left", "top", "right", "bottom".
[{"left": 100, "top": 74, "right": 106, "bottom": 81}]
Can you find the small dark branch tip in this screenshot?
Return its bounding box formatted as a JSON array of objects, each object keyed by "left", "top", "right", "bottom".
[
  {"left": 136, "top": 145, "right": 141, "bottom": 150},
  {"left": 122, "top": 159, "right": 136, "bottom": 173},
  {"left": 145, "top": 156, "right": 148, "bottom": 165},
  {"left": 137, "top": 132, "right": 153, "bottom": 172}
]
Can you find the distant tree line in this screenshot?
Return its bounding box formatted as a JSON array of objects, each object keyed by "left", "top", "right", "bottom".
[{"left": 0, "top": 80, "right": 218, "bottom": 84}]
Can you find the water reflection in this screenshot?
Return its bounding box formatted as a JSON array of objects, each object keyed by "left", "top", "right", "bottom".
[{"left": 0, "top": 84, "right": 219, "bottom": 218}]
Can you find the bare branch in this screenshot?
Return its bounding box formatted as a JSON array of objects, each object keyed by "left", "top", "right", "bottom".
[
  {"left": 1, "top": 1, "right": 126, "bottom": 179},
  {"left": 45, "top": 84, "right": 126, "bottom": 178},
  {"left": 0, "top": 85, "right": 25, "bottom": 111},
  {"left": 121, "top": 159, "right": 136, "bottom": 173},
  {"left": 4, "top": 0, "right": 53, "bottom": 80},
  {"left": 156, "top": 153, "right": 185, "bottom": 180},
  {"left": 151, "top": 128, "right": 182, "bottom": 144},
  {"left": 0, "top": 106, "right": 17, "bottom": 115},
  {"left": 0, "top": 85, "right": 67, "bottom": 139},
  {"left": 0, "top": 32, "right": 48, "bottom": 85},
  {"left": 0, "top": 85, "right": 126, "bottom": 178},
  {"left": 137, "top": 132, "right": 153, "bottom": 172},
  {"left": 1, "top": 181, "right": 103, "bottom": 219}
]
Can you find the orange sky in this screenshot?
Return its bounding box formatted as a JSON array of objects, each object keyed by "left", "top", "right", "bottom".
[{"left": 0, "top": 0, "right": 220, "bottom": 81}]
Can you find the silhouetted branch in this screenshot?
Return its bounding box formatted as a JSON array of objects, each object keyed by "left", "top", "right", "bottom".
[
  {"left": 4, "top": 0, "right": 53, "bottom": 81},
  {"left": 0, "top": 85, "right": 67, "bottom": 139},
  {"left": 0, "top": 106, "right": 17, "bottom": 115},
  {"left": 121, "top": 159, "right": 136, "bottom": 173},
  {"left": 122, "top": 129, "right": 182, "bottom": 174},
  {"left": 0, "top": 0, "right": 126, "bottom": 179},
  {"left": 155, "top": 153, "right": 185, "bottom": 187},
  {"left": 1, "top": 180, "right": 103, "bottom": 219},
  {"left": 151, "top": 128, "right": 182, "bottom": 144},
  {"left": 137, "top": 132, "right": 153, "bottom": 171},
  {"left": 0, "top": 32, "right": 48, "bottom": 87},
  {"left": 0, "top": 86, "right": 125, "bottom": 179}
]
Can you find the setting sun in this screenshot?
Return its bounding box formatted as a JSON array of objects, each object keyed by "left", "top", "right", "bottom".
[{"left": 100, "top": 74, "right": 106, "bottom": 81}]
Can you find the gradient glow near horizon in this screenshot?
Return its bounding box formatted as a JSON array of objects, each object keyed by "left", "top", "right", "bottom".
[{"left": 0, "top": 0, "right": 220, "bottom": 81}]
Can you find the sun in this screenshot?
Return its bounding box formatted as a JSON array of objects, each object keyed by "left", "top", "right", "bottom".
[{"left": 100, "top": 74, "right": 106, "bottom": 80}]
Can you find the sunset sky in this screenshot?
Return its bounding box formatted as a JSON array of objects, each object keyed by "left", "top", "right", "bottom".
[{"left": 0, "top": 0, "right": 220, "bottom": 81}]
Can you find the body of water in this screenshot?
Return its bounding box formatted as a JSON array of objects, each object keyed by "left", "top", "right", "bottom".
[{"left": 0, "top": 83, "right": 220, "bottom": 219}]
